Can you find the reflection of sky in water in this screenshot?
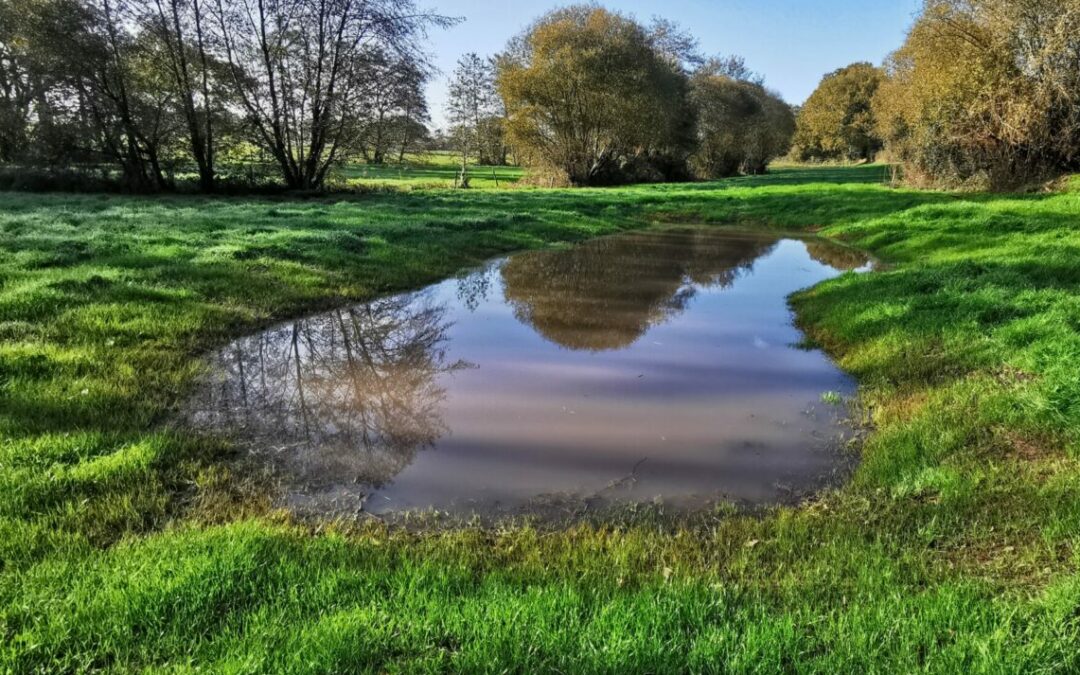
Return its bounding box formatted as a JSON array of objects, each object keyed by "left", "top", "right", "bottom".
[{"left": 184, "top": 229, "right": 869, "bottom": 515}]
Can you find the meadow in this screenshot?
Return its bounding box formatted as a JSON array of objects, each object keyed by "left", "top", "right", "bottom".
[
  {"left": 2, "top": 165, "right": 1079, "bottom": 672},
  {"left": 337, "top": 152, "right": 526, "bottom": 190}
]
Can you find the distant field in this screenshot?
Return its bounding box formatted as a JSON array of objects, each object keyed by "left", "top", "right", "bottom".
[{"left": 337, "top": 152, "right": 526, "bottom": 189}]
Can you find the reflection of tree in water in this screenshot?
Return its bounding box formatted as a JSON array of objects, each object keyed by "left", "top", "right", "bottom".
[
  {"left": 501, "top": 229, "right": 779, "bottom": 350},
  {"left": 455, "top": 261, "right": 496, "bottom": 311},
  {"left": 804, "top": 240, "right": 870, "bottom": 271},
  {"left": 187, "top": 293, "right": 467, "bottom": 493}
]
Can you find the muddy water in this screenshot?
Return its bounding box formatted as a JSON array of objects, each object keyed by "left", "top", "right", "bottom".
[{"left": 183, "top": 228, "right": 871, "bottom": 516}]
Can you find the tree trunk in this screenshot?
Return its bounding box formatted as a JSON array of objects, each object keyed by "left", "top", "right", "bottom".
[
  {"left": 192, "top": 0, "right": 215, "bottom": 191},
  {"left": 398, "top": 124, "right": 411, "bottom": 162},
  {"left": 458, "top": 142, "right": 469, "bottom": 188}
]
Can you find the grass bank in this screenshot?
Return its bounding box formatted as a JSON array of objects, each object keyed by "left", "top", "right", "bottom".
[{"left": 1, "top": 166, "right": 1079, "bottom": 671}]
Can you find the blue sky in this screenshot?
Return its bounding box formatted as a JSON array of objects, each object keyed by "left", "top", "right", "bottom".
[{"left": 422, "top": 0, "right": 922, "bottom": 127}]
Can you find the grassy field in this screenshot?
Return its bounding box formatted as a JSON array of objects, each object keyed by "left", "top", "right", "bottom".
[
  {"left": 337, "top": 152, "right": 525, "bottom": 189},
  {"left": 1, "top": 165, "right": 1079, "bottom": 671}
]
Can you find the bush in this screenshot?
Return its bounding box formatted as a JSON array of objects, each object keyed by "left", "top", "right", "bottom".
[
  {"left": 0, "top": 166, "right": 117, "bottom": 193},
  {"left": 497, "top": 6, "right": 695, "bottom": 186},
  {"left": 874, "top": 0, "right": 1080, "bottom": 189},
  {"left": 689, "top": 73, "right": 794, "bottom": 179}
]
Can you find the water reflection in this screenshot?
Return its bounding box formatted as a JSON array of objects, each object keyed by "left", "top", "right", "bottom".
[
  {"left": 184, "top": 228, "right": 871, "bottom": 516},
  {"left": 186, "top": 295, "right": 469, "bottom": 500},
  {"left": 501, "top": 230, "right": 777, "bottom": 351},
  {"left": 804, "top": 240, "right": 873, "bottom": 271}
]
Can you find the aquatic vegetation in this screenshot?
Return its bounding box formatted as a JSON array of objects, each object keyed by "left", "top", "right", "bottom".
[{"left": 820, "top": 391, "right": 844, "bottom": 406}]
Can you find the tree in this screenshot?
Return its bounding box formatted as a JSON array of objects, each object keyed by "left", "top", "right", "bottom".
[
  {"left": 392, "top": 114, "right": 430, "bottom": 162},
  {"left": 211, "top": 0, "right": 448, "bottom": 189},
  {"left": 874, "top": 0, "right": 1080, "bottom": 188},
  {"left": 0, "top": 0, "right": 449, "bottom": 191},
  {"left": 793, "top": 62, "right": 883, "bottom": 162},
  {"left": 743, "top": 86, "right": 795, "bottom": 174},
  {"left": 475, "top": 55, "right": 511, "bottom": 166},
  {"left": 52, "top": 0, "right": 181, "bottom": 191},
  {"left": 0, "top": 0, "right": 106, "bottom": 167},
  {"left": 356, "top": 49, "right": 429, "bottom": 164},
  {"left": 392, "top": 65, "right": 430, "bottom": 162},
  {"left": 496, "top": 6, "right": 693, "bottom": 186},
  {"left": 0, "top": 0, "right": 36, "bottom": 162},
  {"left": 446, "top": 52, "right": 496, "bottom": 187},
  {"left": 701, "top": 54, "right": 762, "bottom": 85},
  {"left": 475, "top": 113, "right": 507, "bottom": 166},
  {"left": 689, "top": 61, "right": 794, "bottom": 178},
  {"left": 646, "top": 17, "right": 703, "bottom": 69},
  {"left": 142, "top": 0, "right": 218, "bottom": 190}
]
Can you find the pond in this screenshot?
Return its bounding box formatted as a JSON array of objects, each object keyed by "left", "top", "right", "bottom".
[{"left": 182, "top": 227, "right": 871, "bottom": 517}]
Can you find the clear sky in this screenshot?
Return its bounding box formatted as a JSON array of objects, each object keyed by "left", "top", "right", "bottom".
[{"left": 422, "top": 0, "right": 923, "bottom": 128}]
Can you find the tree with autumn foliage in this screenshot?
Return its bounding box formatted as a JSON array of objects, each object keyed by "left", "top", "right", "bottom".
[
  {"left": 689, "top": 58, "right": 794, "bottom": 178},
  {"left": 495, "top": 6, "right": 694, "bottom": 186},
  {"left": 793, "top": 62, "right": 883, "bottom": 162},
  {"left": 874, "top": 0, "right": 1080, "bottom": 188}
]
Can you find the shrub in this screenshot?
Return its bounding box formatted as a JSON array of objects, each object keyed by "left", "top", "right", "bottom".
[
  {"left": 874, "top": 0, "right": 1080, "bottom": 189},
  {"left": 497, "top": 6, "right": 695, "bottom": 186},
  {"left": 689, "top": 72, "right": 794, "bottom": 179}
]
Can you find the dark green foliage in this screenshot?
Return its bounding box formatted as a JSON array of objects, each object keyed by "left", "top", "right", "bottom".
[{"left": 689, "top": 68, "right": 795, "bottom": 178}]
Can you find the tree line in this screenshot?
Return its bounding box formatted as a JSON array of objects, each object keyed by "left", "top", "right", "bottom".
[
  {"left": 794, "top": 0, "right": 1080, "bottom": 189},
  {"left": 449, "top": 6, "right": 796, "bottom": 187},
  {"left": 9, "top": 1, "right": 1067, "bottom": 192},
  {"left": 0, "top": 0, "right": 448, "bottom": 191},
  {"left": 0, "top": 0, "right": 802, "bottom": 192}
]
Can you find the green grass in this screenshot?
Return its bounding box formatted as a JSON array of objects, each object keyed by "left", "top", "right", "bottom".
[
  {"left": 336, "top": 151, "right": 525, "bottom": 189},
  {"left": 2, "top": 164, "right": 1079, "bottom": 672}
]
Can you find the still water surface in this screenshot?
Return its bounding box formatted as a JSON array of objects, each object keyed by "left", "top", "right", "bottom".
[{"left": 184, "top": 228, "right": 870, "bottom": 515}]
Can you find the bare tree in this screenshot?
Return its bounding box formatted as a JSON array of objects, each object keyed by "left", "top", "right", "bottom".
[
  {"left": 355, "top": 48, "right": 429, "bottom": 164},
  {"left": 211, "top": 0, "right": 449, "bottom": 189},
  {"left": 59, "top": 0, "right": 178, "bottom": 190},
  {"left": 446, "top": 52, "right": 495, "bottom": 187},
  {"left": 143, "top": 0, "right": 217, "bottom": 189}
]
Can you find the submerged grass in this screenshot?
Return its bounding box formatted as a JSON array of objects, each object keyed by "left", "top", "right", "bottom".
[{"left": 1, "top": 165, "right": 1079, "bottom": 671}]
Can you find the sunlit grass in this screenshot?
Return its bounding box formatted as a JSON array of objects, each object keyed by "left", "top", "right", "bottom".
[
  {"left": 1, "top": 165, "right": 1079, "bottom": 671},
  {"left": 336, "top": 151, "right": 525, "bottom": 189}
]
